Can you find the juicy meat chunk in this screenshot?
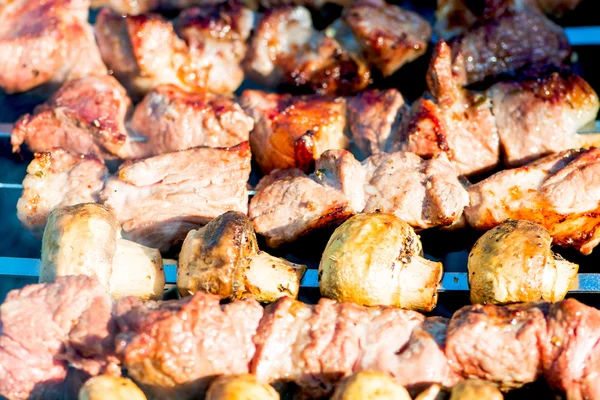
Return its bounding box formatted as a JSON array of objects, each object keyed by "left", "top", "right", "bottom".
[
  {"left": 347, "top": 89, "right": 409, "bottom": 157},
  {"left": 543, "top": 299, "right": 600, "bottom": 400},
  {"left": 465, "top": 148, "right": 600, "bottom": 255},
  {"left": 131, "top": 84, "right": 254, "bottom": 157},
  {"left": 333, "top": 0, "right": 431, "bottom": 77},
  {"left": 363, "top": 151, "right": 469, "bottom": 229},
  {"left": 101, "top": 143, "right": 251, "bottom": 252},
  {"left": 245, "top": 6, "right": 370, "bottom": 95},
  {"left": 0, "top": 0, "right": 106, "bottom": 94},
  {"left": 116, "top": 292, "right": 263, "bottom": 399},
  {"left": 252, "top": 297, "right": 424, "bottom": 398},
  {"left": 446, "top": 302, "right": 548, "bottom": 390},
  {"left": 488, "top": 72, "right": 600, "bottom": 166},
  {"left": 398, "top": 41, "right": 500, "bottom": 176},
  {"left": 0, "top": 276, "right": 117, "bottom": 400},
  {"left": 16, "top": 149, "right": 108, "bottom": 238},
  {"left": 240, "top": 90, "right": 349, "bottom": 174},
  {"left": 95, "top": 2, "right": 252, "bottom": 98},
  {"left": 11, "top": 76, "right": 141, "bottom": 160},
  {"left": 448, "top": 8, "right": 570, "bottom": 85}
]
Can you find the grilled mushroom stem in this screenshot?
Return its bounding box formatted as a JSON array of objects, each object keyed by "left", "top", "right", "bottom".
[
  {"left": 206, "top": 375, "right": 279, "bottom": 400},
  {"left": 79, "top": 375, "right": 147, "bottom": 400},
  {"left": 41, "top": 203, "right": 165, "bottom": 300},
  {"left": 449, "top": 380, "right": 503, "bottom": 400},
  {"left": 319, "top": 213, "right": 443, "bottom": 311},
  {"left": 468, "top": 219, "right": 578, "bottom": 305},
  {"left": 331, "top": 371, "right": 412, "bottom": 400},
  {"left": 178, "top": 211, "right": 306, "bottom": 302}
]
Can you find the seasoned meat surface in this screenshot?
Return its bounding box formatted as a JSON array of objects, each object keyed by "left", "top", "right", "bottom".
[
  {"left": 116, "top": 292, "right": 263, "bottom": 400},
  {"left": 11, "top": 76, "right": 141, "bottom": 160},
  {"left": 334, "top": 0, "right": 431, "bottom": 77},
  {"left": 132, "top": 84, "right": 254, "bottom": 157},
  {"left": 398, "top": 41, "right": 500, "bottom": 176},
  {"left": 489, "top": 72, "right": 599, "bottom": 166},
  {"left": 245, "top": 6, "right": 370, "bottom": 95},
  {"left": 95, "top": 2, "right": 252, "bottom": 98},
  {"left": 465, "top": 148, "right": 600, "bottom": 255},
  {"left": 0, "top": 276, "right": 117, "bottom": 400},
  {"left": 17, "top": 149, "right": 108, "bottom": 238},
  {"left": 446, "top": 302, "right": 548, "bottom": 390},
  {"left": 0, "top": 0, "right": 106, "bottom": 93},
  {"left": 101, "top": 143, "right": 251, "bottom": 252},
  {"left": 240, "top": 90, "right": 348, "bottom": 174}
]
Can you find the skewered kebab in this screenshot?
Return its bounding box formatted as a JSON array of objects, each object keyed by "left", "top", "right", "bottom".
[
  {"left": 3, "top": 275, "right": 600, "bottom": 400},
  {"left": 0, "top": 0, "right": 106, "bottom": 94}
]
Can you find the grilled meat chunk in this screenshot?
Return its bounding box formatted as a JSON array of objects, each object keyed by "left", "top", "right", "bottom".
[
  {"left": 17, "top": 149, "right": 108, "bottom": 238},
  {"left": 0, "top": 0, "right": 106, "bottom": 94},
  {"left": 252, "top": 296, "right": 424, "bottom": 398},
  {"left": 347, "top": 88, "right": 409, "bottom": 157},
  {"left": 331, "top": 0, "right": 431, "bottom": 77},
  {"left": 397, "top": 41, "right": 500, "bottom": 176},
  {"left": 101, "top": 142, "right": 251, "bottom": 252},
  {"left": 95, "top": 2, "right": 252, "bottom": 98},
  {"left": 116, "top": 292, "right": 263, "bottom": 400},
  {"left": 132, "top": 84, "right": 254, "bottom": 157},
  {"left": 446, "top": 302, "right": 548, "bottom": 390},
  {"left": 0, "top": 276, "right": 117, "bottom": 400},
  {"left": 488, "top": 72, "right": 600, "bottom": 166},
  {"left": 448, "top": 7, "right": 570, "bottom": 85},
  {"left": 240, "top": 90, "right": 349, "bottom": 174},
  {"left": 11, "top": 76, "right": 142, "bottom": 160},
  {"left": 465, "top": 148, "right": 600, "bottom": 255},
  {"left": 543, "top": 299, "right": 600, "bottom": 400},
  {"left": 245, "top": 6, "right": 370, "bottom": 95}
]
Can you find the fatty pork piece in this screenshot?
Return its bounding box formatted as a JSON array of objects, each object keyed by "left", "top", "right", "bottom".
[
  {"left": 95, "top": 2, "right": 252, "bottom": 99},
  {"left": 17, "top": 149, "right": 107, "bottom": 238},
  {"left": 543, "top": 299, "right": 600, "bottom": 400},
  {"left": 131, "top": 84, "right": 254, "bottom": 157},
  {"left": 11, "top": 76, "right": 144, "bottom": 160},
  {"left": 488, "top": 72, "right": 600, "bottom": 166},
  {"left": 250, "top": 149, "right": 468, "bottom": 247},
  {"left": 330, "top": 0, "right": 432, "bottom": 77},
  {"left": 0, "top": 276, "right": 118, "bottom": 400},
  {"left": 240, "top": 90, "right": 349, "bottom": 174},
  {"left": 0, "top": 0, "right": 106, "bottom": 94},
  {"left": 465, "top": 147, "right": 600, "bottom": 255},
  {"left": 101, "top": 142, "right": 251, "bottom": 252},
  {"left": 245, "top": 6, "right": 371, "bottom": 95},
  {"left": 445, "top": 302, "right": 549, "bottom": 390},
  {"left": 115, "top": 291, "right": 263, "bottom": 400},
  {"left": 397, "top": 40, "right": 500, "bottom": 176}
]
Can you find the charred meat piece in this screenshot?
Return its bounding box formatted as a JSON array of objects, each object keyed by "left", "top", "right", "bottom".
[
  {"left": 132, "top": 84, "right": 254, "bottom": 157},
  {"left": 116, "top": 291, "right": 263, "bottom": 400},
  {"left": 446, "top": 302, "right": 549, "bottom": 390},
  {"left": 11, "top": 76, "right": 142, "bottom": 160},
  {"left": 252, "top": 296, "right": 424, "bottom": 398},
  {"left": 0, "top": 0, "right": 106, "bottom": 94},
  {"left": 101, "top": 142, "right": 251, "bottom": 252},
  {"left": 95, "top": 2, "right": 252, "bottom": 98},
  {"left": 332, "top": 0, "right": 431, "bottom": 77},
  {"left": 17, "top": 149, "right": 108, "bottom": 238},
  {"left": 448, "top": 7, "right": 570, "bottom": 85},
  {"left": 488, "top": 72, "right": 600, "bottom": 167},
  {"left": 245, "top": 6, "right": 371, "bottom": 95},
  {"left": 465, "top": 148, "right": 600, "bottom": 255},
  {"left": 0, "top": 276, "right": 117, "bottom": 400},
  {"left": 240, "top": 90, "right": 349, "bottom": 174},
  {"left": 347, "top": 88, "right": 409, "bottom": 157},
  {"left": 543, "top": 299, "right": 600, "bottom": 400},
  {"left": 397, "top": 41, "right": 500, "bottom": 176}
]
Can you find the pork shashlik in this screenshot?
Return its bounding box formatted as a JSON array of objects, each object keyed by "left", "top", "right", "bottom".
[{"left": 2, "top": 275, "right": 600, "bottom": 400}]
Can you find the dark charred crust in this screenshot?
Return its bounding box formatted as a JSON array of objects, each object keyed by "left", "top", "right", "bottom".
[{"left": 176, "top": 0, "right": 246, "bottom": 40}]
